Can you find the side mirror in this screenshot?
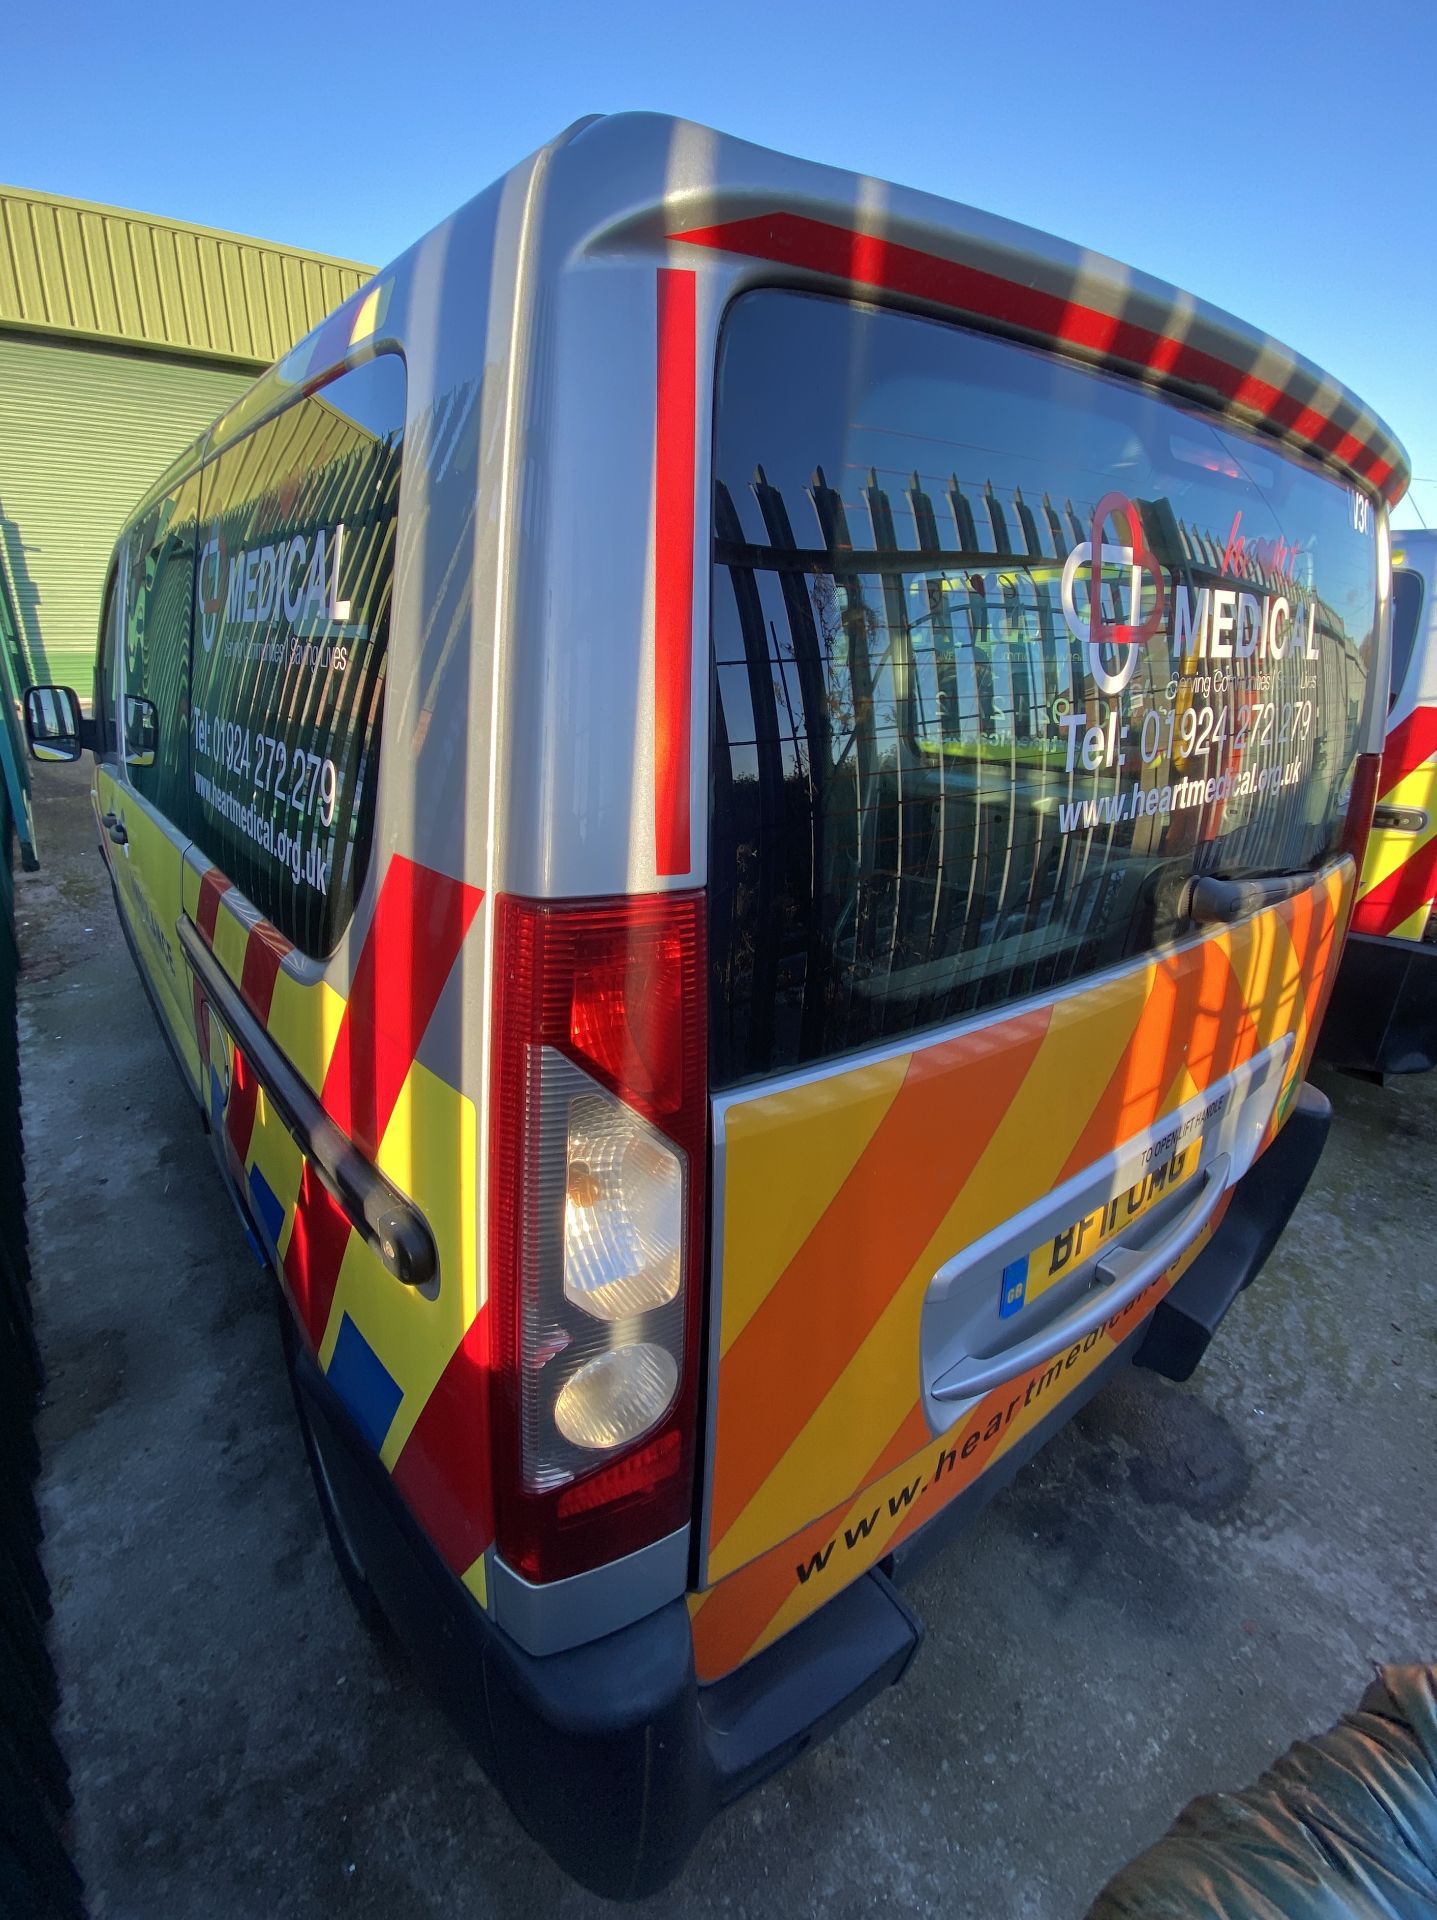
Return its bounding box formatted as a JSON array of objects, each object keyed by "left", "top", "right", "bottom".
[
  {"left": 124, "top": 696, "right": 158, "bottom": 770},
  {"left": 24, "top": 685, "right": 84, "bottom": 762}
]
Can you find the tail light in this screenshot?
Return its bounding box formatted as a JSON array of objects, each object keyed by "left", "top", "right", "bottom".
[
  {"left": 1338, "top": 751, "right": 1383, "bottom": 882},
  {"left": 489, "top": 892, "right": 707, "bottom": 1584}
]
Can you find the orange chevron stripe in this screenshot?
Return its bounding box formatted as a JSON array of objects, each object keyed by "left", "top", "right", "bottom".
[
  {"left": 1056, "top": 945, "right": 1210, "bottom": 1183},
  {"left": 1287, "top": 870, "right": 1346, "bottom": 1090},
  {"left": 708, "top": 1007, "right": 1052, "bottom": 1547},
  {"left": 690, "top": 1401, "right": 931, "bottom": 1678},
  {"left": 711, "top": 977, "right": 1154, "bottom": 1578},
  {"left": 691, "top": 1208, "right": 1227, "bottom": 1684},
  {"left": 703, "top": 868, "right": 1348, "bottom": 1617}
]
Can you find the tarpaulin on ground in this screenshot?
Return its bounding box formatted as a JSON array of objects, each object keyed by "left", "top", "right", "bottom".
[{"left": 1089, "top": 1666, "right": 1437, "bottom": 1919}]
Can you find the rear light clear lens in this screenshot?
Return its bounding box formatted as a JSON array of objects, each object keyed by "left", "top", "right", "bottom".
[
  {"left": 554, "top": 1344, "right": 680, "bottom": 1449},
  {"left": 516, "top": 1048, "right": 688, "bottom": 1491},
  {"left": 563, "top": 1091, "right": 682, "bottom": 1321},
  {"left": 490, "top": 893, "right": 706, "bottom": 1584}
]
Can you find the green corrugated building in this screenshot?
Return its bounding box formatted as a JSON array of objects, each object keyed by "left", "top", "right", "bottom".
[{"left": 0, "top": 186, "right": 373, "bottom": 695}]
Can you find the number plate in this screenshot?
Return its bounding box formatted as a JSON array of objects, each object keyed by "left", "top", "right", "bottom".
[{"left": 997, "top": 1142, "right": 1200, "bottom": 1320}]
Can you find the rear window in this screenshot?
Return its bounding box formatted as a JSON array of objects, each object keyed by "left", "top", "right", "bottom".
[
  {"left": 1389, "top": 568, "right": 1425, "bottom": 706},
  {"left": 190, "top": 355, "right": 404, "bottom": 957},
  {"left": 709, "top": 291, "right": 1379, "bottom": 1087}
]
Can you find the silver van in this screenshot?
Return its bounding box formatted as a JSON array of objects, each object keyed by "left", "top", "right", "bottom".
[{"left": 24, "top": 114, "right": 1405, "bottom": 1894}]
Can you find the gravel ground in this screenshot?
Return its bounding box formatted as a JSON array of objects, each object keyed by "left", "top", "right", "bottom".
[{"left": 18, "top": 756, "right": 1436, "bottom": 1918}]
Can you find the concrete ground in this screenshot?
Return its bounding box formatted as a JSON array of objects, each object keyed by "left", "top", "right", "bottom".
[{"left": 17, "top": 755, "right": 1436, "bottom": 1919}]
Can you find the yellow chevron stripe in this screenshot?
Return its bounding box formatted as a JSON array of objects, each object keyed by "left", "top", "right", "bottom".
[
  {"left": 1392, "top": 900, "right": 1432, "bottom": 941},
  {"left": 707, "top": 875, "right": 1346, "bottom": 1600},
  {"left": 739, "top": 1215, "right": 1222, "bottom": 1671},
  {"left": 718, "top": 1053, "right": 907, "bottom": 1357},
  {"left": 709, "top": 968, "right": 1149, "bottom": 1579},
  {"left": 461, "top": 1555, "right": 488, "bottom": 1607},
  {"left": 209, "top": 895, "right": 251, "bottom": 985},
  {"left": 317, "top": 1059, "right": 478, "bottom": 1468},
  {"left": 1358, "top": 760, "right": 1437, "bottom": 901},
  {"left": 266, "top": 970, "right": 348, "bottom": 1095}
]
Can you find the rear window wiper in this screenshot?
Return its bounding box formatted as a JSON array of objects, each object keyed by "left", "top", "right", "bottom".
[{"left": 1185, "top": 870, "right": 1314, "bottom": 924}]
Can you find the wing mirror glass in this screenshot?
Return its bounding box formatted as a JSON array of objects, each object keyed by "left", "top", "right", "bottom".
[
  {"left": 23, "top": 685, "right": 83, "bottom": 762},
  {"left": 124, "top": 696, "right": 158, "bottom": 769}
]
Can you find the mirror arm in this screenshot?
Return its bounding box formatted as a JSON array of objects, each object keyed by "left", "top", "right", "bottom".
[{"left": 79, "top": 715, "right": 97, "bottom": 754}]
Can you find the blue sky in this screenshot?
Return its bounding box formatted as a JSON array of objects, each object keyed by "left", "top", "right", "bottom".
[{"left": 7, "top": 0, "right": 1436, "bottom": 526}]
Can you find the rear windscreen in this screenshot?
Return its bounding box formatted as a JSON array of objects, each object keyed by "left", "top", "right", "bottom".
[{"left": 709, "top": 291, "right": 1379, "bottom": 1087}]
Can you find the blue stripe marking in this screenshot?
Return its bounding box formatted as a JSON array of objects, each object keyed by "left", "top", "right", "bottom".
[
  {"left": 247, "top": 1164, "right": 285, "bottom": 1249},
  {"left": 326, "top": 1314, "right": 403, "bottom": 1453}
]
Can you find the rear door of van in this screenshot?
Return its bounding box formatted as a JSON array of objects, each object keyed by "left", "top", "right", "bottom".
[{"left": 691, "top": 289, "right": 1380, "bottom": 1681}]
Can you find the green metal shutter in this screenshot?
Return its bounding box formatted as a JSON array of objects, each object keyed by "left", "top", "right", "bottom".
[{"left": 0, "top": 336, "right": 250, "bottom": 693}]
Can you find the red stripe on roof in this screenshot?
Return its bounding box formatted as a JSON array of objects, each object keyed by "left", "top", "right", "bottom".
[
  {"left": 669, "top": 212, "right": 1395, "bottom": 496},
  {"left": 654, "top": 267, "right": 697, "bottom": 878}
]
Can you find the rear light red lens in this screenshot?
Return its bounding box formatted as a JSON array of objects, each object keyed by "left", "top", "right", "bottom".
[
  {"left": 554, "top": 1429, "right": 683, "bottom": 1521},
  {"left": 489, "top": 891, "right": 707, "bottom": 1584}
]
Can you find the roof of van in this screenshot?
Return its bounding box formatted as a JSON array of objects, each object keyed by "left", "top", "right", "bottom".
[
  {"left": 561, "top": 112, "right": 1408, "bottom": 505},
  {"left": 137, "top": 112, "right": 1413, "bottom": 510}
]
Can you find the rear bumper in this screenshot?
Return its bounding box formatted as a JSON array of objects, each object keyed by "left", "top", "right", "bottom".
[
  {"left": 1316, "top": 930, "right": 1437, "bottom": 1076},
  {"left": 290, "top": 1082, "right": 1329, "bottom": 1899},
  {"left": 290, "top": 1332, "right": 923, "bottom": 1900}
]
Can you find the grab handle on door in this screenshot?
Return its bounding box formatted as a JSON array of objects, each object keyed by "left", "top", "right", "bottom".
[
  {"left": 102, "top": 811, "right": 128, "bottom": 846},
  {"left": 929, "top": 1152, "right": 1232, "bottom": 1404}
]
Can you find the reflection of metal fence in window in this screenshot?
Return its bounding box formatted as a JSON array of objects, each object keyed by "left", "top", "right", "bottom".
[
  {"left": 196, "top": 375, "right": 402, "bottom": 957},
  {"left": 710, "top": 463, "right": 1367, "bottom": 1084},
  {"left": 712, "top": 464, "right": 1147, "bottom": 1076}
]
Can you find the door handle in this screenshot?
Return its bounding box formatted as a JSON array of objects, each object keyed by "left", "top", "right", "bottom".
[
  {"left": 1373, "top": 804, "right": 1429, "bottom": 834},
  {"left": 102, "top": 811, "right": 128, "bottom": 846},
  {"left": 930, "top": 1153, "right": 1232, "bottom": 1403}
]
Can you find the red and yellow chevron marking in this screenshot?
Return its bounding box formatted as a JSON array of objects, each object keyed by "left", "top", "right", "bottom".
[
  {"left": 692, "top": 867, "right": 1348, "bottom": 1682},
  {"left": 1352, "top": 707, "right": 1437, "bottom": 942},
  {"left": 181, "top": 853, "right": 493, "bottom": 1603}
]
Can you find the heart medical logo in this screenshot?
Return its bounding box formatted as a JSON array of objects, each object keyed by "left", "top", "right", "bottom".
[{"left": 1059, "top": 492, "right": 1167, "bottom": 695}]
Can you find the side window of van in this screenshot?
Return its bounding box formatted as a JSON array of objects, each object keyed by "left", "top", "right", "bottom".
[
  {"left": 190, "top": 355, "right": 405, "bottom": 958},
  {"left": 122, "top": 476, "right": 200, "bottom": 820}
]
